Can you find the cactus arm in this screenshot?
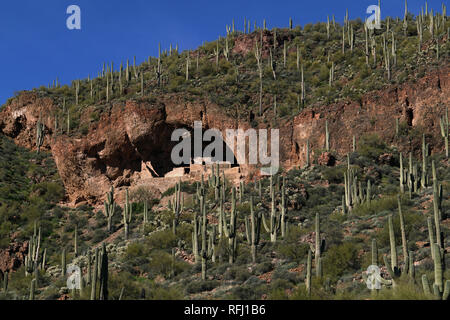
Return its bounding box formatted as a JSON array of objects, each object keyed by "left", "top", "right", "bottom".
[
  {"left": 261, "top": 212, "right": 270, "bottom": 233},
  {"left": 433, "top": 243, "right": 443, "bottom": 292},
  {"left": 443, "top": 281, "right": 450, "bottom": 300},
  {"left": 422, "top": 274, "right": 431, "bottom": 297}
]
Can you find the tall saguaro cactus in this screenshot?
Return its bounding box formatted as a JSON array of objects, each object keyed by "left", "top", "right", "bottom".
[
  {"left": 200, "top": 195, "right": 209, "bottom": 280},
  {"left": 422, "top": 244, "right": 449, "bottom": 300},
  {"left": 104, "top": 187, "right": 116, "bottom": 233},
  {"left": 223, "top": 188, "right": 238, "bottom": 263},
  {"left": 155, "top": 43, "right": 163, "bottom": 87},
  {"left": 280, "top": 179, "right": 288, "bottom": 238},
  {"left": 255, "top": 34, "right": 263, "bottom": 116},
  {"left": 440, "top": 108, "right": 449, "bottom": 158},
  {"left": 122, "top": 189, "right": 133, "bottom": 240},
  {"left": 172, "top": 181, "right": 183, "bottom": 234},
  {"left": 383, "top": 211, "right": 414, "bottom": 288},
  {"left": 29, "top": 279, "right": 36, "bottom": 300},
  {"left": 61, "top": 248, "right": 66, "bottom": 277},
  {"left": 245, "top": 196, "right": 262, "bottom": 263},
  {"left": 262, "top": 188, "right": 281, "bottom": 243},
  {"left": 99, "top": 243, "right": 108, "bottom": 300},
  {"left": 74, "top": 226, "right": 78, "bottom": 257},
  {"left": 90, "top": 248, "right": 99, "bottom": 300},
  {"left": 25, "top": 222, "right": 41, "bottom": 276},
  {"left": 36, "top": 118, "right": 45, "bottom": 154},
  {"left": 306, "top": 249, "right": 312, "bottom": 296},
  {"left": 314, "top": 213, "right": 322, "bottom": 278},
  {"left": 421, "top": 134, "right": 428, "bottom": 189},
  {"left": 399, "top": 153, "right": 405, "bottom": 194}
]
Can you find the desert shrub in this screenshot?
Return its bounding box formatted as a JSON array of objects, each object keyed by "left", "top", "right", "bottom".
[
  {"left": 323, "top": 241, "right": 361, "bottom": 281},
  {"left": 148, "top": 284, "right": 185, "bottom": 300},
  {"left": 223, "top": 265, "right": 251, "bottom": 282},
  {"left": 227, "top": 283, "right": 267, "bottom": 300},
  {"left": 376, "top": 210, "right": 425, "bottom": 248},
  {"left": 107, "top": 271, "right": 145, "bottom": 300},
  {"left": 91, "top": 229, "right": 108, "bottom": 243},
  {"left": 351, "top": 195, "right": 400, "bottom": 217},
  {"left": 254, "top": 261, "right": 273, "bottom": 275},
  {"left": 357, "top": 134, "right": 389, "bottom": 161},
  {"left": 235, "top": 246, "right": 252, "bottom": 265},
  {"left": 125, "top": 242, "right": 148, "bottom": 260},
  {"left": 129, "top": 186, "right": 160, "bottom": 203},
  {"left": 275, "top": 232, "right": 309, "bottom": 262},
  {"left": 30, "top": 182, "right": 65, "bottom": 205},
  {"left": 162, "top": 181, "right": 196, "bottom": 197},
  {"left": 185, "top": 280, "right": 220, "bottom": 294},
  {"left": 271, "top": 267, "right": 299, "bottom": 285},
  {"left": 374, "top": 281, "right": 432, "bottom": 300},
  {"left": 145, "top": 250, "right": 187, "bottom": 278},
  {"left": 145, "top": 229, "right": 177, "bottom": 250}
]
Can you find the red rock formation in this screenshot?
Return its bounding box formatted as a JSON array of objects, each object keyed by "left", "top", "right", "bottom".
[
  {"left": 317, "top": 152, "right": 336, "bottom": 167},
  {"left": 0, "top": 66, "right": 448, "bottom": 206},
  {"left": 0, "top": 242, "right": 28, "bottom": 274}
]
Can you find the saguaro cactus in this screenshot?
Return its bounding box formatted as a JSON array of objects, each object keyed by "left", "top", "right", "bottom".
[
  {"left": 371, "top": 239, "right": 378, "bottom": 266},
  {"left": 61, "top": 248, "right": 66, "bottom": 277},
  {"left": 280, "top": 179, "right": 288, "bottom": 238},
  {"left": 422, "top": 134, "right": 428, "bottom": 188},
  {"left": 314, "top": 213, "right": 323, "bottom": 278},
  {"left": 74, "top": 226, "right": 78, "bottom": 257},
  {"left": 172, "top": 181, "right": 183, "bottom": 231},
  {"left": 440, "top": 109, "right": 449, "bottom": 158},
  {"left": 432, "top": 161, "right": 443, "bottom": 247},
  {"left": 2, "top": 271, "right": 8, "bottom": 292},
  {"left": 398, "top": 197, "right": 409, "bottom": 267},
  {"left": 192, "top": 211, "right": 201, "bottom": 264},
  {"left": 245, "top": 196, "right": 262, "bottom": 263},
  {"left": 262, "top": 188, "right": 281, "bottom": 243},
  {"left": 399, "top": 153, "right": 405, "bottom": 194},
  {"left": 99, "top": 243, "right": 108, "bottom": 300},
  {"left": 383, "top": 212, "right": 414, "bottom": 288},
  {"left": 222, "top": 188, "right": 238, "bottom": 263},
  {"left": 306, "top": 249, "right": 312, "bottom": 296},
  {"left": 255, "top": 35, "right": 263, "bottom": 115},
  {"left": 36, "top": 118, "right": 45, "bottom": 154},
  {"left": 29, "top": 279, "right": 36, "bottom": 300},
  {"left": 200, "top": 196, "right": 209, "bottom": 280},
  {"left": 104, "top": 187, "right": 116, "bottom": 232},
  {"left": 422, "top": 244, "right": 449, "bottom": 300},
  {"left": 143, "top": 200, "right": 149, "bottom": 225},
  {"left": 25, "top": 222, "right": 41, "bottom": 276},
  {"left": 122, "top": 189, "right": 133, "bottom": 240},
  {"left": 90, "top": 248, "right": 99, "bottom": 300},
  {"left": 403, "top": 0, "right": 408, "bottom": 36}
]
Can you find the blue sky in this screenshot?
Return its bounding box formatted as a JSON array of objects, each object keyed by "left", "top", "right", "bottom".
[{"left": 0, "top": 0, "right": 446, "bottom": 104}]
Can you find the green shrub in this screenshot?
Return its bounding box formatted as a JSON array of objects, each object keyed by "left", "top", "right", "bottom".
[
  {"left": 357, "top": 134, "right": 389, "bottom": 161},
  {"left": 146, "top": 230, "right": 177, "bottom": 250},
  {"left": 185, "top": 280, "right": 220, "bottom": 294},
  {"left": 322, "top": 166, "right": 346, "bottom": 184},
  {"left": 323, "top": 242, "right": 361, "bottom": 281}
]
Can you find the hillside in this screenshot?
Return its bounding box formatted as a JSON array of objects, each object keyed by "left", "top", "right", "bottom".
[{"left": 0, "top": 4, "right": 449, "bottom": 300}]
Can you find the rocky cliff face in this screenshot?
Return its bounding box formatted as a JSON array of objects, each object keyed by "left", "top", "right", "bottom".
[
  {"left": 0, "top": 66, "right": 448, "bottom": 206},
  {"left": 290, "top": 66, "right": 449, "bottom": 166},
  {"left": 0, "top": 242, "right": 28, "bottom": 274}
]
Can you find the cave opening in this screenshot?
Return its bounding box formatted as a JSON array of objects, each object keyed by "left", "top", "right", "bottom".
[{"left": 138, "top": 126, "right": 239, "bottom": 178}]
